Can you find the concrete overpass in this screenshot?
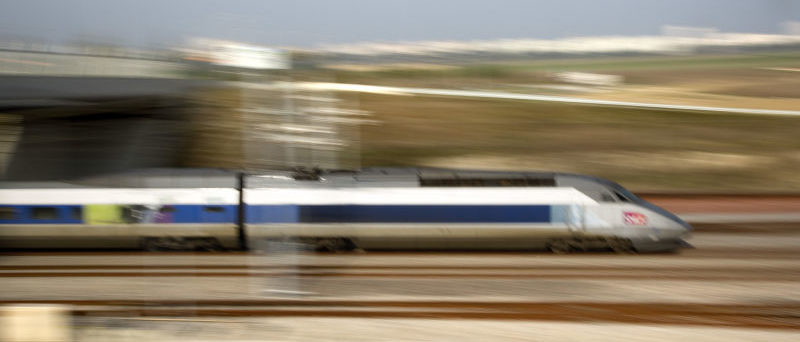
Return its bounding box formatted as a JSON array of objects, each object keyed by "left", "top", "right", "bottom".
[
  {"left": 0, "top": 50, "right": 222, "bottom": 180},
  {"left": 0, "top": 48, "right": 366, "bottom": 180}
]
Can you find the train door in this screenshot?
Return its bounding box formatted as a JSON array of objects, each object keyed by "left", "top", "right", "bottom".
[
  {"left": 565, "top": 205, "right": 586, "bottom": 234},
  {"left": 581, "top": 190, "right": 623, "bottom": 237}
]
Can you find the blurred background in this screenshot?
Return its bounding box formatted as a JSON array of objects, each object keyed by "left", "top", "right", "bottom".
[
  {"left": 0, "top": 0, "right": 798, "bottom": 191},
  {"left": 1, "top": 1, "right": 800, "bottom": 341}
]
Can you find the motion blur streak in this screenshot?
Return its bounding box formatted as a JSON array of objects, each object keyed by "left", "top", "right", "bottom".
[
  {"left": 281, "top": 82, "right": 800, "bottom": 116},
  {"left": 2, "top": 1, "right": 800, "bottom": 341}
]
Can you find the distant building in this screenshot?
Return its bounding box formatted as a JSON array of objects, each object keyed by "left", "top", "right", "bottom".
[
  {"left": 181, "top": 38, "right": 290, "bottom": 70},
  {"left": 553, "top": 72, "right": 623, "bottom": 87}
]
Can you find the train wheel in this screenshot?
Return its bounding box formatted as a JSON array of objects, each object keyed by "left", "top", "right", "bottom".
[
  {"left": 191, "top": 238, "right": 225, "bottom": 252},
  {"left": 141, "top": 237, "right": 222, "bottom": 252},
  {"left": 546, "top": 239, "right": 572, "bottom": 254},
  {"left": 141, "top": 237, "right": 187, "bottom": 251},
  {"left": 142, "top": 238, "right": 163, "bottom": 252},
  {"left": 567, "top": 238, "right": 589, "bottom": 252},
  {"left": 607, "top": 237, "right": 636, "bottom": 254},
  {"left": 314, "top": 238, "right": 355, "bottom": 252}
]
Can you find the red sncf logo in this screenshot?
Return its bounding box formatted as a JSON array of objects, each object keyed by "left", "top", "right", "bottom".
[{"left": 623, "top": 211, "right": 648, "bottom": 225}]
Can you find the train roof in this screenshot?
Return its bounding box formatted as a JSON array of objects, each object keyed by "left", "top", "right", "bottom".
[
  {"left": 360, "top": 167, "right": 557, "bottom": 178},
  {"left": 355, "top": 167, "right": 622, "bottom": 186},
  {"left": 245, "top": 167, "right": 611, "bottom": 188},
  {"left": 0, "top": 167, "right": 625, "bottom": 192},
  {"left": 273, "top": 167, "right": 560, "bottom": 179}
]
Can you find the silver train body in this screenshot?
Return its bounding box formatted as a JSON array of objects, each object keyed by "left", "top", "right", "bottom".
[{"left": 0, "top": 168, "right": 691, "bottom": 252}]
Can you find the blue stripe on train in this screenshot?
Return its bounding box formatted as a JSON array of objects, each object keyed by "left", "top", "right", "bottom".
[
  {"left": 1, "top": 204, "right": 574, "bottom": 225},
  {"left": 0, "top": 204, "right": 238, "bottom": 224},
  {"left": 246, "top": 205, "right": 552, "bottom": 223},
  {"left": 0, "top": 205, "right": 83, "bottom": 224},
  {"left": 145, "top": 205, "right": 238, "bottom": 224}
]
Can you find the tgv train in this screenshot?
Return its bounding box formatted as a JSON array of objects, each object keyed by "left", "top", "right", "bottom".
[{"left": 0, "top": 168, "right": 691, "bottom": 253}]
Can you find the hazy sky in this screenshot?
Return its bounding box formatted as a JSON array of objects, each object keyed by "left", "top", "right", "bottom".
[{"left": 0, "top": 0, "right": 797, "bottom": 47}]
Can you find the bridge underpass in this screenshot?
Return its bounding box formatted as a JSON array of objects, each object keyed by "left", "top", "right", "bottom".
[
  {"left": 0, "top": 76, "right": 219, "bottom": 180},
  {"left": 0, "top": 46, "right": 371, "bottom": 180}
]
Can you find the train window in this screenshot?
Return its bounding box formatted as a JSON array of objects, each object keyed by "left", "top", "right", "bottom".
[
  {"left": 601, "top": 193, "right": 616, "bottom": 202},
  {"left": 158, "top": 206, "right": 175, "bottom": 213},
  {"left": 71, "top": 207, "right": 83, "bottom": 220},
  {"left": 0, "top": 207, "right": 17, "bottom": 220},
  {"left": 203, "top": 206, "right": 225, "bottom": 213},
  {"left": 614, "top": 191, "right": 631, "bottom": 202},
  {"left": 32, "top": 207, "right": 58, "bottom": 220}
]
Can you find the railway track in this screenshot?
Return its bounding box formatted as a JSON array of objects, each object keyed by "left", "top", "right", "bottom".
[
  {"left": 0, "top": 263, "right": 799, "bottom": 281},
  {"left": 1, "top": 218, "right": 799, "bottom": 338},
  {"left": 2, "top": 299, "right": 799, "bottom": 331}
]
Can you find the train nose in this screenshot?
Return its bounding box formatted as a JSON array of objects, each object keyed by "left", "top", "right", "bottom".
[
  {"left": 674, "top": 216, "right": 693, "bottom": 232},
  {"left": 632, "top": 198, "right": 692, "bottom": 233},
  {"left": 660, "top": 212, "right": 692, "bottom": 239},
  {"left": 662, "top": 213, "right": 692, "bottom": 243}
]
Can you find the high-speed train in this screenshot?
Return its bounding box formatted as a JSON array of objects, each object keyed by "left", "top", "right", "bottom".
[{"left": 0, "top": 168, "right": 691, "bottom": 253}]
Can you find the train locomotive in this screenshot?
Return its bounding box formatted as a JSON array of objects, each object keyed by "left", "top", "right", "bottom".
[{"left": 0, "top": 167, "right": 691, "bottom": 253}]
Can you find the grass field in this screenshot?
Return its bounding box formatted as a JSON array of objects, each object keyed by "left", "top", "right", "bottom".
[
  {"left": 333, "top": 51, "right": 799, "bottom": 79},
  {"left": 191, "top": 51, "right": 800, "bottom": 192},
  {"left": 334, "top": 52, "right": 800, "bottom": 192},
  {"left": 356, "top": 93, "right": 800, "bottom": 192}
]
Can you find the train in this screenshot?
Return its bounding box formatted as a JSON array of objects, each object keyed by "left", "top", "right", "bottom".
[{"left": 0, "top": 167, "right": 691, "bottom": 253}]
